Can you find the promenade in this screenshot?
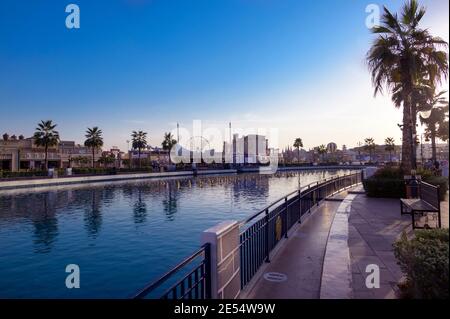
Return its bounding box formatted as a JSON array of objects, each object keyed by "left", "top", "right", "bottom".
[{"left": 241, "top": 187, "right": 449, "bottom": 299}]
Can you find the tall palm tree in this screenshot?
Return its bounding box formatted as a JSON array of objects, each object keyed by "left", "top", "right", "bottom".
[
  {"left": 33, "top": 120, "right": 60, "bottom": 170},
  {"left": 317, "top": 145, "right": 327, "bottom": 162},
  {"left": 384, "top": 137, "right": 396, "bottom": 162},
  {"left": 364, "top": 138, "right": 376, "bottom": 162},
  {"left": 367, "top": 0, "right": 448, "bottom": 172},
  {"left": 420, "top": 91, "right": 449, "bottom": 162},
  {"left": 131, "top": 130, "right": 147, "bottom": 168},
  {"left": 84, "top": 127, "right": 104, "bottom": 168},
  {"left": 293, "top": 138, "right": 303, "bottom": 164},
  {"left": 161, "top": 132, "right": 177, "bottom": 164}
]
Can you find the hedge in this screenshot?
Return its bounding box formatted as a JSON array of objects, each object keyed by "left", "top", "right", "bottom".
[
  {"left": 394, "top": 229, "right": 449, "bottom": 299},
  {"left": 363, "top": 178, "right": 406, "bottom": 198},
  {"left": 363, "top": 167, "right": 448, "bottom": 201},
  {"left": 0, "top": 170, "right": 48, "bottom": 179}
]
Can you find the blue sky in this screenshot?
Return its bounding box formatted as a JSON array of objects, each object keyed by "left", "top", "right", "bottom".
[{"left": 0, "top": 0, "right": 448, "bottom": 151}]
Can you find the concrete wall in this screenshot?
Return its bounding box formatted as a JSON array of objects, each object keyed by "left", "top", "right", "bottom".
[
  {"left": 202, "top": 221, "right": 241, "bottom": 299},
  {"left": 0, "top": 171, "right": 194, "bottom": 190}
]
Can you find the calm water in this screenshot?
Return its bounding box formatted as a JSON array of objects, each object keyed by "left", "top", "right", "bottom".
[{"left": 0, "top": 169, "right": 355, "bottom": 298}]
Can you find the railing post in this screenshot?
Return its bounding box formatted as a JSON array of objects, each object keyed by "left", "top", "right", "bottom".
[
  {"left": 298, "top": 189, "right": 302, "bottom": 224},
  {"left": 265, "top": 209, "right": 270, "bottom": 263},
  {"left": 201, "top": 220, "right": 241, "bottom": 299},
  {"left": 284, "top": 197, "right": 288, "bottom": 239},
  {"left": 316, "top": 181, "right": 319, "bottom": 206},
  {"left": 204, "top": 243, "right": 212, "bottom": 299}
]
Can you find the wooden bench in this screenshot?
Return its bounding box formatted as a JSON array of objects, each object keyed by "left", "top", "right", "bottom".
[{"left": 400, "top": 181, "right": 441, "bottom": 229}]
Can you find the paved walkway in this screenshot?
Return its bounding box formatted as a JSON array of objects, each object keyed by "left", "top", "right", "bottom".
[
  {"left": 241, "top": 188, "right": 449, "bottom": 299},
  {"left": 241, "top": 191, "right": 356, "bottom": 299},
  {"left": 348, "top": 196, "right": 411, "bottom": 298},
  {"left": 349, "top": 192, "right": 449, "bottom": 299},
  {"left": 242, "top": 196, "right": 342, "bottom": 299}
]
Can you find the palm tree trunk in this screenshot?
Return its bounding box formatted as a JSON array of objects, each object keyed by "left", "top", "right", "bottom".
[
  {"left": 44, "top": 145, "right": 48, "bottom": 171},
  {"left": 431, "top": 129, "right": 437, "bottom": 163},
  {"left": 389, "top": 151, "right": 392, "bottom": 162},
  {"left": 92, "top": 148, "right": 95, "bottom": 168},
  {"left": 138, "top": 149, "right": 141, "bottom": 168},
  {"left": 401, "top": 102, "right": 413, "bottom": 172},
  {"left": 297, "top": 148, "right": 300, "bottom": 164}
]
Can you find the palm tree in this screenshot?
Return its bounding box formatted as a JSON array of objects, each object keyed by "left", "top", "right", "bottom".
[
  {"left": 364, "top": 138, "right": 376, "bottom": 162},
  {"left": 420, "top": 91, "right": 449, "bottom": 162},
  {"left": 384, "top": 137, "right": 396, "bottom": 162},
  {"left": 293, "top": 138, "right": 303, "bottom": 164},
  {"left": 33, "top": 120, "right": 60, "bottom": 170},
  {"left": 84, "top": 127, "right": 104, "bottom": 168},
  {"left": 317, "top": 145, "right": 327, "bottom": 162},
  {"left": 131, "top": 131, "right": 147, "bottom": 168},
  {"left": 161, "top": 132, "right": 177, "bottom": 164},
  {"left": 367, "top": 0, "right": 448, "bottom": 172}
]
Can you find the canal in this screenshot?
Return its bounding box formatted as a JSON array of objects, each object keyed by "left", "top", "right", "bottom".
[{"left": 0, "top": 169, "right": 356, "bottom": 298}]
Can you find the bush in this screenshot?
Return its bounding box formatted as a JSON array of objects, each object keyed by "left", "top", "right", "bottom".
[
  {"left": 363, "top": 167, "right": 448, "bottom": 201},
  {"left": 373, "top": 167, "right": 405, "bottom": 179},
  {"left": 0, "top": 170, "right": 48, "bottom": 179},
  {"left": 394, "top": 229, "right": 449, "bottom": 299},
  {"left": 363, "top": 177, "right": 406, "bottom": 198}
]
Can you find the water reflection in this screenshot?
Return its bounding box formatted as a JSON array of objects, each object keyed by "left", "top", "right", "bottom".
[
  {"left": 162, "top": 182, "right": 179, "bottom": 221},
  {"left": 84, "top": 190, "right": 103, "bottom": 238},
  {"left": 133, "top": 190, "right": 147, "bottom": 224},
  {"left": 32, "top": 194, "right": 59, "bottom": 254},
  {"left": 0, "top": 169, "right": 358, "bottom": 298}
]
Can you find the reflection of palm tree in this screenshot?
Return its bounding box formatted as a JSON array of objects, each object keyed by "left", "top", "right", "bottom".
[
  {"left": 84, "top": 190, "right": 102, "bottom": 237},
  {"left": 162, "top": 182, "right": 178, "bottom": 221},
  {"left": 133, "top": 191, "right": 147, "bottom": 224},
  {"left": 32, "top": 194, "right": 59, "bottom": 253}
]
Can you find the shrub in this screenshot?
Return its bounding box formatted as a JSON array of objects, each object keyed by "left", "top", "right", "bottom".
[
  {"left": 394, "top": 229, "right": 449, "bottom": 299},
  {"left": 373, "top": 167, "right": 404, "bottom": 179},
  {"left": 0, "top": 170, "right": 48, "bottom": 179},
  {"left": 363, "top": 167, "right": 448, "bottom": 201},
  {"left": 363, "top": 177, "right": 406, "bottom": 198}
]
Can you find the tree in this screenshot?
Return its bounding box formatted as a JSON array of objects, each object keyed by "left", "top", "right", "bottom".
[
  {"left": 33, "top": 120, "right": 60, "bottom": 170},
  {"left": 98, "top": 153, "right": 116, "bottom": 168},
  {"left": 131, "top": 130, "right": 147, "bottom": 168},
  {"left": 317, "top": 145, "right": 327, "bottom": 162},
  {"left": 384, "top": 137, "right": 396, "bottom": 162},
  {"left": 364, "top": 138, "right": 376, "bottom": 162},
  {"left": 420, "top": 91, "right": 449, "bottom": 162},
  {"left": 293, "top": 138, "right": 303, "bottom": 164},
  {"left": 367, "top": 0, "right": 448, "bottom": 172},
  {"left": 161, "top": 132, "right": 177, "bottom": 164},
  {"left": 84, "top": 127, "right": 104, "bottom": 168}
]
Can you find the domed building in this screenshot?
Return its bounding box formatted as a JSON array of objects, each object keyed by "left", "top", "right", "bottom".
[{"left": 327, "top": 142, "right": 337, "bottom": 153}]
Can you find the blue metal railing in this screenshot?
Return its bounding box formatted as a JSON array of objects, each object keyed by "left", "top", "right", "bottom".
[
  {"left": 132, "top": 243, "right": 211, "bottom": 299},
  {"left": 131, "top": 171, "right": 363, "bottom": 298},
  {"left": 239, "top": 172, "right": 363, "bottom": 289}
]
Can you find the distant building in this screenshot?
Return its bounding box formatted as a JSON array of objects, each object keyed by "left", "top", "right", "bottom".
[
  {"left": 0, "top": 134, "right": 101, "bottom": 171},
  {"left": 223, "top": 134, "right": 269, "bottom": 165},
  {"left": 128, "top": 147, "right": 170, "bottom": 166},
  {"left": 327, "top": 142, "right": 337, "bottom": 153}
]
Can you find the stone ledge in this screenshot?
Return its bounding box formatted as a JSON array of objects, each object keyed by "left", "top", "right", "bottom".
[{"left": 320, "top": 194, "right": 356, "bottom": 299}]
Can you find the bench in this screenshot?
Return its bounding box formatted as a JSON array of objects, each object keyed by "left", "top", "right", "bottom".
[{"left": 400, "top": 181, "right": 441, "bottom": 229}]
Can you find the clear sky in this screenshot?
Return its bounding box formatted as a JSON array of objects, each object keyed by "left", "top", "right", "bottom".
[{"left": 0, "top": 0, "right": 448, "bottom": 151}]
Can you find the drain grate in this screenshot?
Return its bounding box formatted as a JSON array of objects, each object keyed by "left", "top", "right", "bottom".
[{"left": 263, "top": 272, "right": 287, "bottom": 282}]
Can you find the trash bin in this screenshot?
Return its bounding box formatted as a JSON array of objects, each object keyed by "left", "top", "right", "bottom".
[{"left": 405, "top": 174, "right": 420, "bottom": 198}]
